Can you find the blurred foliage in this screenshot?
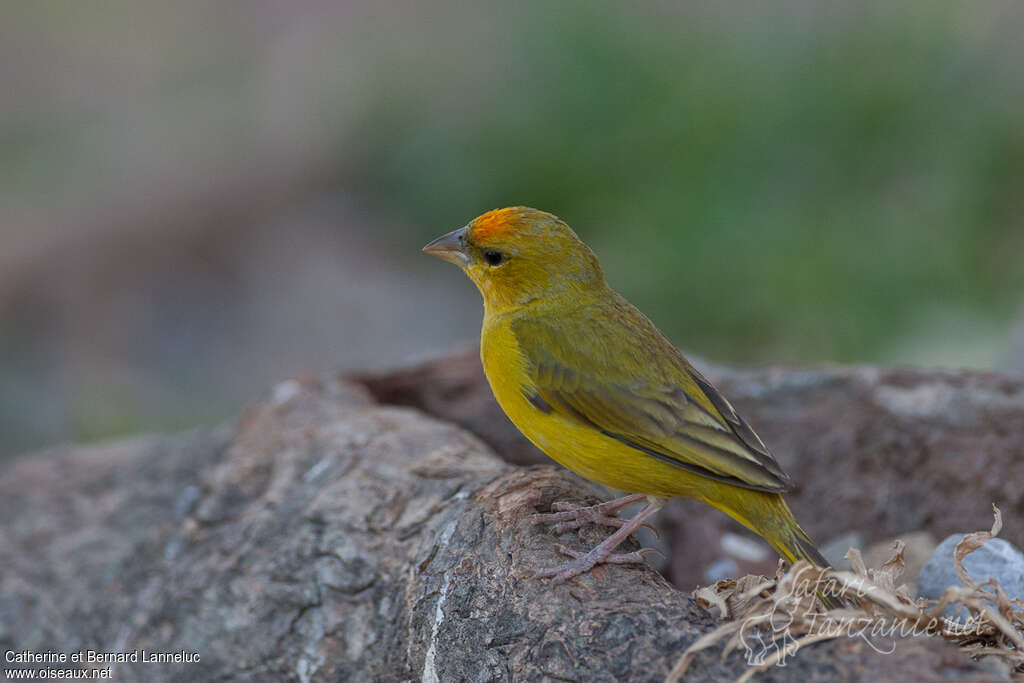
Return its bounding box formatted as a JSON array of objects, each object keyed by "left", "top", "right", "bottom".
[
  {"left": 344, "top": 1, "right": 1024, "bottom": 365},
  {"left": 3, "top": 1, "right": 1024, "bottom": 457}
]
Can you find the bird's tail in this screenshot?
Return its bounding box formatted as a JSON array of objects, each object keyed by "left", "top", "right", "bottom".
[
  {"left": 772, "top": 513, "right": 831, "bottom": 569},
  {"left": 703, "top": 487, "right": 842, "bottom": 607},
  {"left": 702, "top": 487, "right": 826, "bottom": 566}
]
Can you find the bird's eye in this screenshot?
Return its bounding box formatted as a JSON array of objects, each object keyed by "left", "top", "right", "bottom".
[{"left": 483, "top": 250, "right": 505, "bottom": 266}]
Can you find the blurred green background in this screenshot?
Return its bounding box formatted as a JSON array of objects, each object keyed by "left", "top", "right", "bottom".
[{"left": 2, "top": 1, "right": 1023, "bottom": 460}]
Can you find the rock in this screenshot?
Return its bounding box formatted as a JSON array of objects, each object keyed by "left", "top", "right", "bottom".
[
  {"left": 917, "top": 534, "right": 1024, "bottom": 618},
  {"left": 1, "top": 357, "right": 1020, "bottom": 680},
  {"left": 704, "top": 558, "right": 740, "bottom": 583}
]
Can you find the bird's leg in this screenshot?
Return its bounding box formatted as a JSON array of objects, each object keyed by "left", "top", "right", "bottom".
[
  {"left": 531, "top": 493, "right": 647, "bottom": 533},
  {"left": 534, "top": 497, "right": 666, "bottom": 583}
]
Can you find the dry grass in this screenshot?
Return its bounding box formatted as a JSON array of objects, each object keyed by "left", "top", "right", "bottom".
[{"left": 667, "top": 506, "right": 1024, "bottom": 681}]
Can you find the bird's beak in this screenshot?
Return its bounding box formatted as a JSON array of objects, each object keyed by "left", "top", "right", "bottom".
[{"left": 422, "top": 226, "right": 470, "bottom": 267}]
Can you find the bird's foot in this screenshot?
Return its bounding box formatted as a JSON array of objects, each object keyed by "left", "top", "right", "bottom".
[
  {"left": 531, "top": 493, "right": 654, "bottom": 535},
  {"left": 532, "top": 497, "right": 666, "bottom": 583},
  {"left": 534, "top": 545, "right": 665, "bottom": 583}
]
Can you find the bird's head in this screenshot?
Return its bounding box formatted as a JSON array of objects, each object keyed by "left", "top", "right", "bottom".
[{"left": 422, "top": 207, "right": 605, "bottom": 313}]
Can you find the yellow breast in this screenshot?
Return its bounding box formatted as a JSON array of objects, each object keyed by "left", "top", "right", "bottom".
[{"left": 479, "top": 314, "right": 706, "bottom": 499}]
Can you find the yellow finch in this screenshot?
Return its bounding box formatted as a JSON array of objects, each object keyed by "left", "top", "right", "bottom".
[{"left": 423, "top": 207, "right": 828, "bottom": 582}]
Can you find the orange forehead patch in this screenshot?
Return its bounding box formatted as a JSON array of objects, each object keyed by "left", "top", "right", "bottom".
[{"left": 469, "top": 207, "right": 524, "bottom": 241}]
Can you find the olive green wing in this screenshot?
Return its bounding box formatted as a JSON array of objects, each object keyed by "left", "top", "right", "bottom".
[{"left": 512, "top": 304, "right": 793, "bottom": 493}]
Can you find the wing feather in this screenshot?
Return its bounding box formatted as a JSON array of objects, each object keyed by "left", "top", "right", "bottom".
[{"left": 512, "top": 300, "right": 793, "bottom": 493}]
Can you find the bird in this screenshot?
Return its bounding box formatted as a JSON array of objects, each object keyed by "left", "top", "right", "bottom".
[{"left": 422, "top": 206, "right": 829, "bottom": 583}]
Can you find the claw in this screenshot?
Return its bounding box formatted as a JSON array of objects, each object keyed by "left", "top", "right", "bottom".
[{"left": 645, "top": 545, "right": 666, "bottom": 560}]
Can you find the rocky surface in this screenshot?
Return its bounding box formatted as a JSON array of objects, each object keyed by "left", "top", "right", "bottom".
[{"left": 2, "top": 354, "right": 1023, "bottom": 681}]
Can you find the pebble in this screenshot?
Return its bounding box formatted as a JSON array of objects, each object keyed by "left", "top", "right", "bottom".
[
  {"left": 916, "top": 534, "right": 1024, "bottom": 619},
  {"left": 704, "top": 558, "right": 740, "bottom": 583}
]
